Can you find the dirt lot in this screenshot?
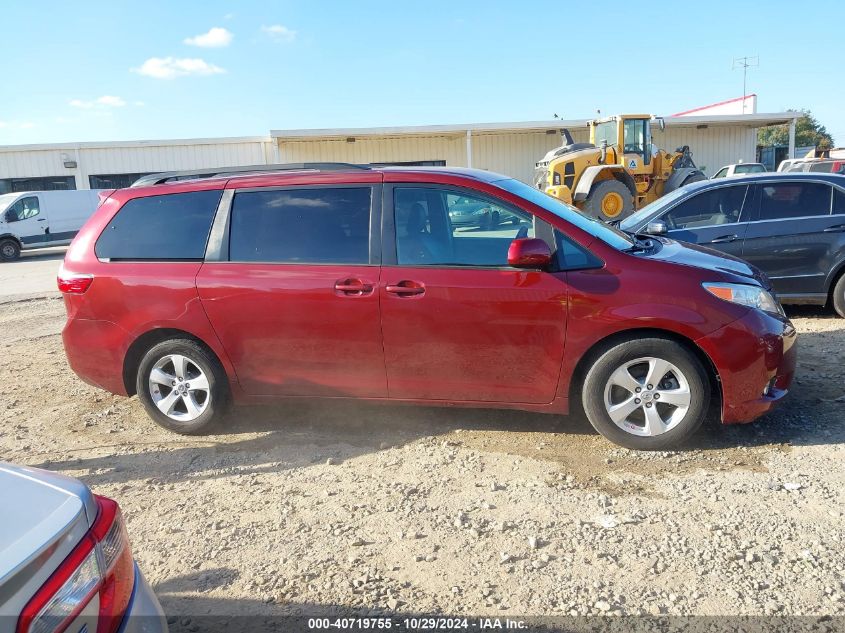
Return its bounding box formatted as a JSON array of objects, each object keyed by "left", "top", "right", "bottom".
[{"left": 1, "top": 296, "right": 843, "bottom": 625}]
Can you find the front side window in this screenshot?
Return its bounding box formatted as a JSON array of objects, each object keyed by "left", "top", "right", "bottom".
[
  {"left": 229, "top": 187, "right": 371, "bottom": 264},
  {"left": 5, "top": 196, "right": 40, "bottom": 222},
  {"left": 96, "top": 190, "right": 221, "bottom": 260},
  {"left": 835, "top": 188, "right": 845, "bottom": 215},
  {"left": 394, "top": 187, "right": 535, "bottom": 267},
  {"left": 757, "top": 183, "right": 831, "bottom": 221},
  {"left": 662, "top": 186, "right": 748, "bottom": 229}
]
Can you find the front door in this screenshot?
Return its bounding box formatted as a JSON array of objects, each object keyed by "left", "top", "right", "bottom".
[
  {"left": 658, "top": 183, "right": 751, "bottom": 259},
  {"left": 197, "top": 184, "right": 387, "bottom": 397},
  {"left": 379, "top": 185, "right": 568, "bottom": 404},
  {"left": 5, "top": 195, "right": 47, "bottom": 247},
  {"left": 741, "top": 181, "right": 839, "bottom": 296}
]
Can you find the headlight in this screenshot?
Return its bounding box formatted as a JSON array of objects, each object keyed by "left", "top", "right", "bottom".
[{"left": 702, "top": 282, "right": 785, "bottom": 316}]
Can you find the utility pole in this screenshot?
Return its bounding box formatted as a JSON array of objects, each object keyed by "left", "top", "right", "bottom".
[{"left": 732, "top": 56, "right": 759, "bottom": 113}]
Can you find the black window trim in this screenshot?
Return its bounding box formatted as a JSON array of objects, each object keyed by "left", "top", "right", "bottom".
[
  {"left": 383, "top": 182, "right": 591, "bottom": 272},
  {"left": 205, "top": 183, "right": 382, "bottom": 266}
]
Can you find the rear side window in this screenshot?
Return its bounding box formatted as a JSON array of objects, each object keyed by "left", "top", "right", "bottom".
[
  {"left": 757, "top": 183, "right": 831, "bottom": 220},
  {"left": 835, "top": 188, "right": 845, "bottom": 215},
  {"left": 96, "top": 190, "right": 221, "bottom": 260},
  {"left": 229, "top": 187, "right": 371, "bottom": 264}
]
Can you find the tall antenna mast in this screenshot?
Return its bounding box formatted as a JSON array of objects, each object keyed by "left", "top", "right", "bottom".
[{"left": 732, "top": 56, "right": 759, "bottom": 113}]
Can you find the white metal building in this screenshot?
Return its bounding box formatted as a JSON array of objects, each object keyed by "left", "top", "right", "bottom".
[{"left": 0, "top": 111, "right": 800, "bottom": 193}]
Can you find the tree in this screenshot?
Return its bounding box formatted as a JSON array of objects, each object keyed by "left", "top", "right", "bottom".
[{"left": 757, "top": 109, "right": 834, "bottom": 150}]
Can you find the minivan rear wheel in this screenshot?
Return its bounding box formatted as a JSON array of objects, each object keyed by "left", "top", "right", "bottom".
[
  {"left": 136, "top": 339, "right": 228, "bottom": 434},
  {"left": 581, "top": 337, "right": 709, "bottom": 450}
]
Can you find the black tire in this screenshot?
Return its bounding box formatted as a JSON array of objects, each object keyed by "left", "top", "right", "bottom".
[
  {"left": 681, "top": 172, "right": 707, "bottom": 186},
  {"left": 832, "top": 272, "right": 845, "bottom": 318},
  {"left": 135, "top": 338, "right": 229, "bottom": 434},
  {"left": 581, "top": 179, "right": 634, "bottom": 222},
  {"left": 0, "top": 239, "right": 21, "bottom": 261},
  {"left": 581, "top": 337, "right": 710, "bottom": 450}
]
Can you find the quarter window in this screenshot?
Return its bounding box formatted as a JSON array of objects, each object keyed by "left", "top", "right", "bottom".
[
  {"left": 662, "top": 186, "right": 748, "bottom": 229},
  {"left": 229, "top": 188, "right": 371, "bottom": 264},
  {"left": 5, "top": 196, "right": 40, "bottom": 222},
  {"left": 757, "top": 183, "right": 831, "bottom": 221},
  {"left": 95, "top": 190, "right": 221, "bottom": 260},
  {"left": 834, "top": 188, "right": 845, "bottom": 215},
  {"left": 394, "top": 187, "right": 536, "bottom": 267}
]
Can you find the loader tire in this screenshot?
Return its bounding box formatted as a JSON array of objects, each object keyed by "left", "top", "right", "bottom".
[{"left": 582, "top": 179, "right": 633, "bottom": 222}]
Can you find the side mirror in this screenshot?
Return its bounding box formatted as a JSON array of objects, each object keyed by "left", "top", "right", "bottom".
[
  {"left": 645, "top": 220, "right": 668, "bottom": 235},
  {"left": 4, "top": 210, "right": 16, "bottom": 223},
  {"left": 507, "top": 238, "right": 552, "bottom": 269}
]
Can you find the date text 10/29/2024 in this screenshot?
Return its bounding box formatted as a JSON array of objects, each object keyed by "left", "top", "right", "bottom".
[{"left": 308, "top": 617, "right": 529, "bottom": 630}]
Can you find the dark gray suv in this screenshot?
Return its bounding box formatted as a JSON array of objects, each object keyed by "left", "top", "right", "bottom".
[{"left": 621, "top": 173, "right": 845, "bottom": 317}]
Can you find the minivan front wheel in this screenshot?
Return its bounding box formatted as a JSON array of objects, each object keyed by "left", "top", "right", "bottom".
[
  {"left": 581, "top": 338, "right": 709, "bottom": 450},
  {"left": 0, "top": 239, "right": 21, "bottom": 261},
  {"left": 136, "top": 339, "right": 228, "bottom": 434}
]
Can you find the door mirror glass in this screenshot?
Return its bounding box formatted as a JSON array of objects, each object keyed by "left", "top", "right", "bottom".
[
  {"left": 645, "top": 221, "right": 668, "bottom": 235},
  {"left": 507, "top": 238, "right": 551, "bottom": 269},
  {"left": 4, "top": 209, "right": 17, "bottom": 223}
]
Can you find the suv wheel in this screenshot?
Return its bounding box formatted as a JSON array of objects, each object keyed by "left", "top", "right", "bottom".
[
  {"left": 581, "top": 337, "right": 709, "bottom": 450},
  {"left": 832, "top": 273, "right": 845, "bottom": 318},
  {"left": 136, "top": 339, "right": 228, "bottom": 434}
]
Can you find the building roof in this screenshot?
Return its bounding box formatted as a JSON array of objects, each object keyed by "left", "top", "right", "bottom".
[
  {"left": 672, "top": 95, "right": 757, "bottom": 117},
  {"left": 270, "top": 112, "right": 802, "bottom": 140}
]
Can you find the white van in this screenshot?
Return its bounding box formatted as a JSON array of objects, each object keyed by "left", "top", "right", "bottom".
[{"left": 0, "top": 189, "right": 104, "bottom": 260}]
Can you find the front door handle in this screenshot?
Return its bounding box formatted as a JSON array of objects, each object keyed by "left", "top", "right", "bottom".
[
  {"left": 334, "top": 278, "right": 374, "bottom": 296},
  {"left": 708, "top": 234, "right": 738, "bottom": 244},
  {"left": 385, "top": 281, "right": 426, "bottom": 297},
  {"left": 37, "top": 218, "right": 46, "bottom": 222},
  {"left": 823, "top": 224, "right": 845, "bottom": 233}
]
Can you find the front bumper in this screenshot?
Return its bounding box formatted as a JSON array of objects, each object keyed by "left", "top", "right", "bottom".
[
  {"left": 117, "top": 564, "right": 168, "bottom": 633},
  {"left": 696, "top": 309, "right": 797, "bottom": 424}
]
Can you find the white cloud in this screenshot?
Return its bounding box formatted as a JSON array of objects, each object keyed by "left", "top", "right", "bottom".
[
  {"left": 19, "top": 122, "right": 35, "bottom": 129},
  {"left": 184, "top": 27, "right": 233, "bottom": 48},
  {"left": 69, "top": 95, "right": 127, "bottom": 109},
  {"left": 0, "top": 120, "right": 35, "bottom": 129},
  {"left": 223, "top": 13, "right": 234, "bottom": 20},
  {"left": 133, "top": 57, "right": 226, "bottom": 79},
  {"left": 261, "top": 24, "right": 296, "bottom": 41}
]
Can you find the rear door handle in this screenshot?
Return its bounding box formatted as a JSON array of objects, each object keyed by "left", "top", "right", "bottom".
[
  {"left": 334, "top": 278, "right": 374, "bottom": 296},
  {"left": 385, "top": 281, "right": 426, "bottom": 297},
  {"left": 823, "top": 224, "right": 845, "bottom": 233},
  {"left": 708, "top": 234, "right": 738, "bottom": 244}
]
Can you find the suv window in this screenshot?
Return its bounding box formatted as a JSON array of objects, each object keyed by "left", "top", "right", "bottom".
[
  {"left": 662, "top": 185, "right": 747, "bottom": 229},
  {"left": 734, "top": 164, "right": 765, "bottom": 174},
  {"left": 5, "top": 196, "right": 40, "bottom": 222},
  {"left": 835, "top": 188, "right": 845, "bottom": 215},
  {"left": 757, "top": 183, "right": 831, "bottom": 221},
  {"left": 395, "top": 187, "right": 536, "bottom": 267},
  {"left": 229, "top": 187, "right": 371, "bottom": 264},
  {"left": 96, "top": 190, "right": 221, "bottom": 260},
  {"left": 712, "top": 167, "right": 728, "bottom": 179}
]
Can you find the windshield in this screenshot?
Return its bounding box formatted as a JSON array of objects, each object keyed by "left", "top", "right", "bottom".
[
  {"left": 494, "top": 178, "right": 634, "bottom": 250},
  {"left": 593, "top": 121, "right": 616, "bottom": 147},
  {"left": 619, "top": 186, "right": 691, "bottom": 231},
  {"left": 0, "top": 194, "right": 18, "bottom": 214}
]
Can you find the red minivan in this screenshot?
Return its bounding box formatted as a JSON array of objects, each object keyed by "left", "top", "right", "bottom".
[{"left": 59, "top": 164, "right": 796, "bottom": 449}]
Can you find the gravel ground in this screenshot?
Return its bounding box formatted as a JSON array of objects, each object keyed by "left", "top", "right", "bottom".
[{"left": 1, "top": 297, "right": 843, "bottom": 626}]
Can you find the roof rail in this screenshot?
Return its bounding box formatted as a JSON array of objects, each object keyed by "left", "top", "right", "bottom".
[{"left": 130, "top": 162, "right": 370, "bottom": 187}]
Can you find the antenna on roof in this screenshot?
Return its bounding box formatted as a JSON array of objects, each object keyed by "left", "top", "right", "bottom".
[{"left": 732, "top": 56, "right": 759, "bottom": 113}]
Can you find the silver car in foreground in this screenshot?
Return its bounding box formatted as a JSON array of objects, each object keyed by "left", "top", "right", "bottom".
[{"left": 0, "top": 462, "right": 167, "bottom": 633}]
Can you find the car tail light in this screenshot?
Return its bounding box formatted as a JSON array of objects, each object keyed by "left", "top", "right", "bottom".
[
  {"left": 17, "top": 496, "right": 135, "bottom": 633},
  {"left": 57, "top": 272, "right": 93, "bottom": 294}
]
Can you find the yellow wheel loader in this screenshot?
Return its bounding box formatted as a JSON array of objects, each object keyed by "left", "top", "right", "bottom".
[{"left": 534, "top": 114, "right": 706, "bottom": 221}]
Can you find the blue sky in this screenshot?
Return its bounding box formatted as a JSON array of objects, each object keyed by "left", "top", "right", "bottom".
[{"left": 1, "top": 0, "right": 843, "bottom": 145}]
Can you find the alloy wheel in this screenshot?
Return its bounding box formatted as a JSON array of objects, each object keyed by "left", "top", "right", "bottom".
[
  {"left": 602, "top": 356, "right": 691, "bottom": 437},
  {"left": 148, "top": 354, "right": 210, "bottom": 422}
]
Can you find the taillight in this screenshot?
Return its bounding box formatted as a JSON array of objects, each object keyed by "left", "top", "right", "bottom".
[
  {"left": 57, "top": 273, "right": 93, "bottom": 294},
  {"left": 17, "top": 496, "right": 136, "bottom": 633}
]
